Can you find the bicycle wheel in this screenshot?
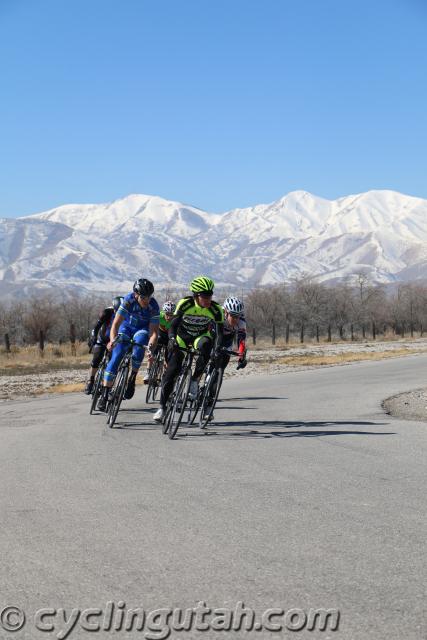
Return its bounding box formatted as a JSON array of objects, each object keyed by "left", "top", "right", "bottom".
[
  {"left": 199, "top": 367, "right": 223, "bottom": 429},
  {"left": 168, "top": 367, "right": 192, "bottom": 440},
  {"left": 145, "top": 350, "right": 163, "bottom": 404},
  {"left": 107, "top": 364, "right": 129, "bottom": 428},
  {"left": 153, "top": 346, "right": 166, "bottom": 402},
  {"left": 187, "top": 393, "right": 201, "bottom": 424},
  {"left": 151, "top": 356, "right": 163, "bottom": 402},
  {"left": 89, "top": 364, "right": 104, "bottom": 415},
  {"left": 162, "top": 392, "right": 175, "bottom": 434}
]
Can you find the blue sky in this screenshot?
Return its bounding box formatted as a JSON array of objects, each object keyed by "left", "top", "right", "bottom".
[{"left": 0, "top": 0, "right": 426, "bottom": 217}]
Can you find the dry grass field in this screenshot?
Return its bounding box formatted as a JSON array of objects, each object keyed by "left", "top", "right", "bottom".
[
  {"left": 275, "top": 347, "right": 425, "bottom": 367},
  {"left": 0, "top": 342, "right": 89, "bottom": 375},
  {"left": 248, "top": 332, "right": 419, "bottom": 351}
]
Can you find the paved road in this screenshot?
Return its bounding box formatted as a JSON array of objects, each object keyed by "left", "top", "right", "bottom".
[{"left": 1, "top": 355, "right": 426, "bottom": 640}]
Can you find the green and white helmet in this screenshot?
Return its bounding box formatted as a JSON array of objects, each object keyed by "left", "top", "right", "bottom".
[{"left": 190, "top": 276, "right": 215, "bottom": 294}]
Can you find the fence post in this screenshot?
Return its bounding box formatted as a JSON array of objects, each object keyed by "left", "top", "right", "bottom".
[
  {"left": 272, "top": 323, "right": 276, "bottom": 345},
  {"left": 372, "top": 321, "right": 376, "bottom": 340},
  {"left": 351, "top": 324, "right": 354, "bottom": 341},
  {"left": 39, "top": 330, "right": 45, "bottom": 355},
  {"left": 285, "top": 324, "right": 290, "bottom": 344},
  {"left": 316, "top": 325, "right": 319, "bottom": 343},
  {"left": 362, "top": 324, "right": 366, "bottom": 339},
  {"left": 410, "top": 323, "right": 414, "bottom": 338},
  {"left": 401, "top": 323, "right": 405, "bottom": 338},
  {"left": 252, "top": 328, "right": 256, "bottom": 346},
  {"left": 327, "top": 325, "right": 332, "bottom": 342},
  {"left": 421, "top": 324, "right": 423, "bottom": 337},
  {"left": 70, "top": 323, "right": 76, "bottom": 356},
  {"left": 4, "top": 333, "right": 10, "bottom": 353},
  {"left": 300, "top": 324, "right": 304, "bottom": 343}
]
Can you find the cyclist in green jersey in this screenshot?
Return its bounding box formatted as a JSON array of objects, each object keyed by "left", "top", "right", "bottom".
[
  {"left": 143, "top": 300, "right": 175, "bottom": 382},
  {"left": 153, "top": 276, "right": 224, "bottom": 423}
]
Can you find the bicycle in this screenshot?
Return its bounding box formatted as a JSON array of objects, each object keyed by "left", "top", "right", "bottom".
[
  {"left": 198, "top": 347, "right": 239, "bottom": 429},
  {"left": 89, "top": 348, "right": 110, "bottom": 415},
  {"left": 162, "top": 346, "right": 199, "bottom": 440},
  {"left": 145, "top": 344, "right": 166, "bottom": 404},
  {"left": 106, "top": 337, "right": 138, "bottom": 429}
]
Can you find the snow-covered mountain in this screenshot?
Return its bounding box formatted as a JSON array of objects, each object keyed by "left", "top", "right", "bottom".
[{"left": 1, "top": 189, "right": 427, "bottom": 297}]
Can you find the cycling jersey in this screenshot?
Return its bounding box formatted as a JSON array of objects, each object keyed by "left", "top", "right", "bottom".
[
  {"left": 93, "top": 307, "right": 115, "bottom": 344},
  {"left": 223, "top": 314, "right": 247, "bottom": 356},
  {"left": 117, "top": 293, "right": 160, "bottom": 330},
  {"left": 159, "top": 310, "right": 172, "bottom": 334},
  {"left": 171, "top": 296, "right": 224, "bottom": 342}
]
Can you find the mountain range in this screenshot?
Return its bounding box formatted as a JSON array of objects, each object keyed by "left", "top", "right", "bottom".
[{"left": 1, "top": 189, "right": 427, "bottom": 298}]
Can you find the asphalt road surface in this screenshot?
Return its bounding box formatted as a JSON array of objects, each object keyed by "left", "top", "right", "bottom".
[{"left": 1, "top": 355, "right": 426, "bottom": 640}]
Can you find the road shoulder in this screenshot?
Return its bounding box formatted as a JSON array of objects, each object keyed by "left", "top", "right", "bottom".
[{"left": 383, "top": 387, "right": 427, "bottom": 422}]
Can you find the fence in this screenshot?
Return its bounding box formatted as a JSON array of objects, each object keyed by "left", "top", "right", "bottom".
[{"left": 248, "top": 321, "right": 422, "bottom": 345}]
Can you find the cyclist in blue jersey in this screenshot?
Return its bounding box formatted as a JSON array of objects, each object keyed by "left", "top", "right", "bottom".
[
  {"left": 97, "top": 278, "right": 160, "bottom": 411},
  {"left": 84, "top": 296, "right": 123, "bottom": 395}
]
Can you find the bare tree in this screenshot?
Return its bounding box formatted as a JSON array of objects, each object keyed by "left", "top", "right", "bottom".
[{"left": 22, "top": 295, "right": 60, "bottom": 343}]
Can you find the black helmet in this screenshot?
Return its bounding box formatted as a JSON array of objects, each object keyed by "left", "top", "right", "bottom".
[
  {"left": 133, "top": 278, "right": 154, "bottom": 297},
  {"left": 112, "top": 296, "right": 123, "bottom": 312}
]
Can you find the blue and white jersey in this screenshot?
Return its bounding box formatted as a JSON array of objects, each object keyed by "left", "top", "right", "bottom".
[{"left": 117, "top": 293, "right": 160, "bottom": 331}]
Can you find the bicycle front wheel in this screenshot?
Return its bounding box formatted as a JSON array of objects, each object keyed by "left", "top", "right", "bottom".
[
  {"left": 162, "top": 393, "right": 174, "bottom": 434},
  {"left": 168, "top": 367, "right": 192, "bottom": 440},
  {"left": 146, "top": 351, "right": 163, "bottom": 404},
  {"left": 199, "top": 368, "right": 223, "bottom": 429},
  {"left": 107, "top": 365, "right": 129, "bottom": 428},
  {"left": 90, "top": 365, "right": 104, "bottom": 415}
]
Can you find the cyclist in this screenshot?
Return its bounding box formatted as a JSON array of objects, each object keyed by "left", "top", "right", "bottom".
[
  {"left": 153, "top": 276, "right": 224, "bottom": 423},
  {"left": 84, "top": 296, "right": 123, "bottom": 395},
  {"left": 220, "top": 296, "right": 248, "bottom": 371},
  {"left": 200, "top": 296, "right": 248, "bottom": 422},
  {"left": 97, "top": 279, "right": 159, "bottom": 411},
  {"left": 143, "top": 300, "right": 176, "bottom": 383}
]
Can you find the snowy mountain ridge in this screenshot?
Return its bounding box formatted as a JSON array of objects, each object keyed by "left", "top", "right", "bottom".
[{"left": 1, "top": 189, "right": 427, "bottom": 297}]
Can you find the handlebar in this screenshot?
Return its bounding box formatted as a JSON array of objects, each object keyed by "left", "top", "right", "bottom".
[{"left": 217, "top": 347, "right": 240, "bottom": 356}]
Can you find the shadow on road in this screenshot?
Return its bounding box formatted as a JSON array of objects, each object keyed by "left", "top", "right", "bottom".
[
  {"left": 177, "top": 419, "right": 394, "bottom": 440},
  {"left": 220, "top": 396, "right": 287, "bottom": 402},
  {"left": 118, "top": 424, "right": 159, "bottom": 430}
]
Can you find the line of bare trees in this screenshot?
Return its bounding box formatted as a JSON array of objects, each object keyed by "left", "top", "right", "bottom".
[
  {"left": 2, "top": 276, "right": 427, "bottom": 348},
  {"left": 244, "top": 275, "right": 427, "bottom": 342},
  {"left": 0, "top": 293, "right": 106, "bottom": 348}
]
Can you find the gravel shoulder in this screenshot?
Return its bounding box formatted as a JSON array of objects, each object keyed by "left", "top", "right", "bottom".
[{"left": 383, "top": 387, "right": 427, "bottom": 422}]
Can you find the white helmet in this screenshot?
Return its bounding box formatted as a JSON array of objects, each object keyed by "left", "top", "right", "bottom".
[
  {"left": 162, "top": 300, "right": 176, "bottom": 314},
  {"left": 223, "top": 296, "right": 244, "bottom": 316}
]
